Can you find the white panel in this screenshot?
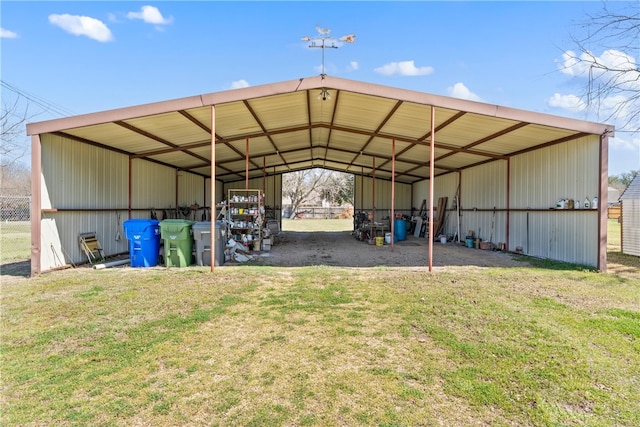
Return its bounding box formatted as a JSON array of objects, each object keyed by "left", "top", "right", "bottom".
[
  {"left": 41, "top": 134, "right": 128, "bottom": 209},
  {"left": 508, "top": 135, "right": 601, "bottom": 266},
  {"left": 355, "top": 176, "right": 411, "bottom": 222},
  {"left": 462, "top": 161, "right": 507, "bottom": 210},
  {"left": 39, "top": 134, "right": 131, "bottom": 270},
  {"left": 41, "top": 212, "right": 131, "bottom": 269},
  {"left": 622, "top": 201, "right": 640, "bottom": 256},
  {"left": 510, "top": 136, "right": 600, "bottom": 209},
  {"left": 131, "top": 159, "right": 175, "bottom": 209},
  {"left": 177, "top": 171, "right": 206, "bottom": 206},
  {"left": 224, "top": 174, "right": 282, "bottom": 218},
  {"left": 433, "top": 173, "right": 461, "bottom": 238},
  {"left": 509, "top": 211, "right": 598, "bottom": 266}
]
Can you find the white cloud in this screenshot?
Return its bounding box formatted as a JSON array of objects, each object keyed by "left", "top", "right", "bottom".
[
  {"left": 107, "top": 13, "right": 121, "bottom": 23},
  {"left": 1, "top": 27, "right": 18, "bottom": 38},
  {"left": 230, "top": 80, "right": 250, "bottom": 89},
  {"left": 447, "top": 82, "right": 482, "bottom": 102},
  {"left": 48, "top": 14, "right": 113, "bottom": 42},
  {"left": 348, "top": 61, "right": 359, "bottom": 71},
  {"left": 609, "top": 133, "right": 639, "bottom": 152},
  {"left": 547, "top": 93, "right": 586, "bottom": 112},
  {"left": 374, "top": 60, "right": 433, "bottom": 77},
  {"left": 127, "top": 5, "right": 173, "bottom": 25}
]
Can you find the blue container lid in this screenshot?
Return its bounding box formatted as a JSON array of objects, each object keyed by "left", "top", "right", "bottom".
[{"left": 124, "top": 219, "right": 160, "bottom": 238}]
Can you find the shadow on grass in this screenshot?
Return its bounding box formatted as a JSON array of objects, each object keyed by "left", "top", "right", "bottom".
[
  {"left": 607, "top": 251, "right": 640, "bottom": 279},
  {"left": 0, "top": 260, "right": 31, "bottom": 278},
  {"left": 513, "top": 250, "right": 639, "bottom": 281},
  {"left": 513, "top": 255, "right": 597, "bottom": 272}
]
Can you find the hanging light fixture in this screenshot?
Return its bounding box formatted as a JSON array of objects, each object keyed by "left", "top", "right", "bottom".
[
  {"left": 317, "top": 88, "right": 331, "bottom": 101},
  {"left": 301, "top": 27, "right": 354, "bottom": 102}
]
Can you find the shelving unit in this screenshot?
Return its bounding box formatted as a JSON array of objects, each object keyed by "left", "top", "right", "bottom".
[{"left": 226, "top": 189, "right": 265, "bottom": 251}]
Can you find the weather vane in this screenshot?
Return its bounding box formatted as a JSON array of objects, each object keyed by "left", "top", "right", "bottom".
[{"left": 302, "top": 27, "right": 355, "bottom": 77}]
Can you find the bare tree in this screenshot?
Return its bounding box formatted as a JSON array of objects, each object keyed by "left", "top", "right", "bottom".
[
  {"left": 319, "top": 172, "right": 354, "bottom": 206},
  {"left": 564, "top": 2, "right": 639, "bottom": 130},
  {"left": 282, "top": 169, "right": 353, "bottom": 218},
  {"left": 0, "top": 161, "right": 31, "bottom": 195},
  {"left": 1, "top": 94, "right": 31, "bottom": 167}
]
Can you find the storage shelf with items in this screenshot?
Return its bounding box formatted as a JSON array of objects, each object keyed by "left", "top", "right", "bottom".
[{"left": 226, "top": 189, "right": 265, "bottom": 252}]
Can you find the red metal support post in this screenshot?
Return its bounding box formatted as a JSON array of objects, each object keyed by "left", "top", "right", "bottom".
[
  {"left": 391, "top": 138, "right": 396, "bottom": 252},
  {"left": 210, "top": 105, "right": 216, "bottom": 272},
  {"left": 428, "top": 106, "right": 435, "bottom": 272}
]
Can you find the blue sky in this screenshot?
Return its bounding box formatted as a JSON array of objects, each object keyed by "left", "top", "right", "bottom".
[{"left": 2, "top": 1, "right": 638, "bottom": 176}]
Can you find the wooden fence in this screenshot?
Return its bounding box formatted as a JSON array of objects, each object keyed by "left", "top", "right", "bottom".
[
  {"left": 608, "top": 205, "right": 621, "bottom": 220},
  {"left": 284, "top": 206, "right": 353, "bottom": 219}
]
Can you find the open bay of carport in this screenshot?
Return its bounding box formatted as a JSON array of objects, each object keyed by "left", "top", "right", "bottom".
[{"left": 249, "top": 231, "right": 528, "bottom": 269}]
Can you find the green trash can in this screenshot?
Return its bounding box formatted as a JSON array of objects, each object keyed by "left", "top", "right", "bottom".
[{"left": 160, "top": 219, "right": 195, "bottom": 267}]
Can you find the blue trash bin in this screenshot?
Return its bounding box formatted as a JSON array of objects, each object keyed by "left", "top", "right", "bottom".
[
  {"left": 123, "top": 219, "right": 160, "bottom": 267},
  {"left": 395, "top": 218, "right": 407, "bottom": 241}
]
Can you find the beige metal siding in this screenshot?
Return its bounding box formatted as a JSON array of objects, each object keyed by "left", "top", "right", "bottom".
[
  {"left": 40, "top": 134, "right": 128, "bottom": 209},
  {"left": 206, "top": 179, "right": 225, "bottom": 205},
  {"left": 39, "top": 134, "right": 130, "bottom": 270},
  {"left": 42, "top": 212, "right": 130, "bottom": 270},
  {"left": 408, "top": 134, "right": 602, "bottom": 265},
  {"left": 131, "top": 159, "right": 175, "bottom": 210},
  {"left": 412, "top": 164, "right": 509, "bottom": 242},
  {"left": 621, "top": 200, "right": 640, "bottom": 256},
  {"left": 223, "top": 175, "right": 282, "bottom": 218},
  {"left": 510, "top": 136, "right": 599, "bottom": 208},
  {"left": 224, "top": 175, "right": 281, "bottom": 205},
  {"left": 509, "top": 135, "right": 600, "bottom": 266},
  {"left": 434, "top": 173, "right": 462, "bottom": 238},
  {"left": 355, "top": 176, "right": 411, "bottom": 222},
  {"left": 459, "top": 162, "right": 508, "bottom": 243},
  {"left": 509, "top": 211, "right": 598, "bottom": 265},
  {"left": 177, "top": 171, "right": 206, "bottom": 207}
]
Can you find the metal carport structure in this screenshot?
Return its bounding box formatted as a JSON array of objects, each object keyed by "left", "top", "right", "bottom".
[{"left": 27, "top": 75, "right": 613, "bottom": 275}]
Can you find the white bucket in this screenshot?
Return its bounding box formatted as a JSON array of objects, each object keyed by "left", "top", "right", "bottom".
[
  {"left": 385, "top": 232, "right": 392, "bottom": 244},
  {"left": 440, "top": 236, "right": 447, "bottom": 244}
]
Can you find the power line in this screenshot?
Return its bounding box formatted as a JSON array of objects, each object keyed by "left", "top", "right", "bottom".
[{"left": 1, "top": 80, "right": 76, "bottom": 117}]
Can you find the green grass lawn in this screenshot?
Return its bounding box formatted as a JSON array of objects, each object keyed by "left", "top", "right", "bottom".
[
  {"left": 0, "top": 221, "right": 30, "bottom": 264},
  {"left": 2, "top": 262, "right": 639, "bottom": 426},
  {"left": 281, "top": 218, "right": 353, "bottom": 232},
  {"left": 1, "top": 218, "right": 638, "bottom": 425}
]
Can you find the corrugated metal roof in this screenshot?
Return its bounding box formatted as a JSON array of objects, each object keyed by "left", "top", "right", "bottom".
[
  {"left": 26, "top": 75, "right": 614, "bottom": 185},
  {"left": 620, "top": 174, "right": 640, "bottom": 200}
]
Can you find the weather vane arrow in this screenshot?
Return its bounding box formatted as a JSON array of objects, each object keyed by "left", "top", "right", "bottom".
[{"left": 301, "top": 27, "right": 355, "bottom": 76}]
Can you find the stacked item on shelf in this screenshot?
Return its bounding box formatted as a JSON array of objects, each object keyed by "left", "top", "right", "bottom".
[{"left": 225, "top": 189, "right": 266, "bottom": 262}]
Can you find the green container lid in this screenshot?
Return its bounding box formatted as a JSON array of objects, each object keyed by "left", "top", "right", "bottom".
[{"left": 159, "top": 219, "right": 195, "bottom": 239}]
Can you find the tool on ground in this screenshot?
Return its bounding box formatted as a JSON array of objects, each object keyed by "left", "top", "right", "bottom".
[{"left": 115, "top": 212, "right": 122, "bottom": 242}]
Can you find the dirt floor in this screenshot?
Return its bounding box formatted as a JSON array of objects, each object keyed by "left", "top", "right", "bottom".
[
  {"left": 4, "top": 230, "right": 636, "bottom": 280},
  {"left": 249, "top": 231, "right": 527, "bottom": 269}
]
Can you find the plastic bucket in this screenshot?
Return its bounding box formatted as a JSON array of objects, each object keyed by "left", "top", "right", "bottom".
[
  {"left": 123, "top": 219, "right": 160, "bottom": 267},
  {"left": 375, "top": 236, "right": 384, "bottom": 246},
  {"left": 440, "top": 236, "right": 447, "bottom": 244},
  {"left": 384, "top": 232, "right": 392, "bottom": 244},
  {"left": 465, "top": 236, "right": 474, "bottom": 248},
  {"left": 395, "top": 218, "right": 407, "bottom": 241}
]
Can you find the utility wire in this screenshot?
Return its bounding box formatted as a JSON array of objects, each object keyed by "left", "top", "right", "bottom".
[{"left": 1, "top": 80, "right": 76, "bottom": 117}]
